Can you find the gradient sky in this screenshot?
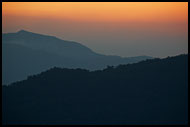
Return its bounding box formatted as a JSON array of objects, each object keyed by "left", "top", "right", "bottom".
[{"left": 2, "top": 2, "right": 188, "bottom": 58}]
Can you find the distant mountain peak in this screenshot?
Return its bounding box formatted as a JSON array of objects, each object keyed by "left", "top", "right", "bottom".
[{"left": 17, "top": 29, "right": 30, "bottom": 33}]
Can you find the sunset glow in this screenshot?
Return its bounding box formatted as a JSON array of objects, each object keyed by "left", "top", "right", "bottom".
[
  {"left": 3, "top": 2, "right": 188, "bottom": 23},
  {"left": 2, "top": 2, "right": 188, "bottom": 57}
]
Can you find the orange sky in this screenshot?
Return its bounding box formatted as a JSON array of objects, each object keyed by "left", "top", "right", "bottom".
[
  {"left": 2, "top": 2, "right": 188, "bottom": 23},
  {"left": 2, "top": 2, "right": 188, "bottom": 57}
]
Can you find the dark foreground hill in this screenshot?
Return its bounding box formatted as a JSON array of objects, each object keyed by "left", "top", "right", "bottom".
[
  {"left": 2, "top": 30, "right": 152, "bottom": 85},
  {"left": 2, "top": 54, "right": 188, "bottom": 125}
]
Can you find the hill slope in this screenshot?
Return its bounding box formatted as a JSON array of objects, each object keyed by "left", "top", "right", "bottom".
[
  {"left": 2, "top": 54, "right": 188, "bottom": 125},
  {"left": 2, "top": 30, "right": 152, "bottom": 85}
]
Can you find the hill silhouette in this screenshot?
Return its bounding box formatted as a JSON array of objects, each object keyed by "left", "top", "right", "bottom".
[
  {"left": 2, "top": 54, "right": 188, "bottom": 125},
  {"left": 2, "top": 30, "right": 152, "bottom": 85}
]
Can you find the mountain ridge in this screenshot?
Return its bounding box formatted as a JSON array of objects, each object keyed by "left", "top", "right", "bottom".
[
  {"left": 2, "top": 30, "right": 152, "bottom": 85},
  {"left": 3, "top": 30, "right": 151, "bottom": 58},
  {"left": 2, "top": 54, "right": 188, "bottom": 125}
]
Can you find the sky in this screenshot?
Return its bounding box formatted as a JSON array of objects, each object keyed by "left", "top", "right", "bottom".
[{"left": 2, "top": 2, "right": 188, "bottom": 58}]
